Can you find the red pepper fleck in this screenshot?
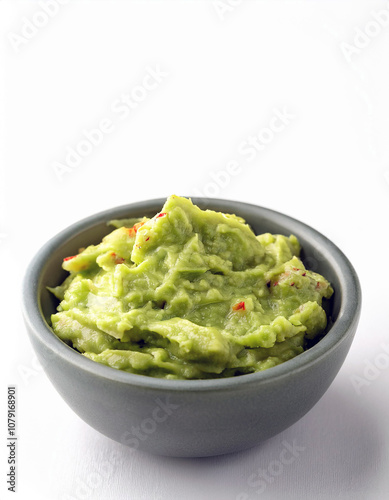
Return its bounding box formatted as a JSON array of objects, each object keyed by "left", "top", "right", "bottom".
[
  {"left": 292, "top": 267, "right": 300, "bottom": 271},
  {"left": 273, "top": 281, "right": 279, "bottom": 286},
  {"left": 156, "top": 212, "right": 167, "bottom": 218},
  {"left": 232, "top": 301, "right": 245, "bottom": 311},
  {"left": 111, "top": 252, "right": 124, "bottom": 264},
  {"left": 290, "top": 282, "right": 295, "bottom": 286},
  {"left": 133, "top": 221, "right": 145, "bottom": 232},
  {"left": 127, "top": 221, "right": 145, "bottom": 237},
  {"left": 302, "top": 272, "right": 306, "bottom": 276},
  {"left": 316, "top": 282, "right": 321, "bottom": 289},
  {"left": 63, "top": 255, "right": 77, "bottom": 261},
  {"left": 145, "top": 237, "right": 150, "bottom": 241}
]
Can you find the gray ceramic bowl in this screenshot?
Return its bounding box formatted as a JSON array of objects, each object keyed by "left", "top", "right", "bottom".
[{"left": 22, "top": 198, "right": 361, "bottom": 457}]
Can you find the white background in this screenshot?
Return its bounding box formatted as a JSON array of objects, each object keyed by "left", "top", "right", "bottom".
[{"left": 1, "top": 1, "right": 389, "bottom": 499}]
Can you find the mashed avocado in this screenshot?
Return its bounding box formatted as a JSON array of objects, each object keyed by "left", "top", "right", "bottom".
[{"left": 49, "top": 195, "right": 333, "bottom": 379}]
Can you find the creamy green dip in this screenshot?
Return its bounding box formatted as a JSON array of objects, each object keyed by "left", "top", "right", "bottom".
[{"left": 49, "top": 195, "right": 333, "bottom": 379}]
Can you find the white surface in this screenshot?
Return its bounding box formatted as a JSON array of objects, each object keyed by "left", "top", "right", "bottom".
[{"left": 1, "top": 1, "right": 389, "bottom": 499}]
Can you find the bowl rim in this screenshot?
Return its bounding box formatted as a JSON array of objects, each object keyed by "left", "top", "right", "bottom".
[{"left": 22, "top": 197, "right": 362, "bottom": 392}]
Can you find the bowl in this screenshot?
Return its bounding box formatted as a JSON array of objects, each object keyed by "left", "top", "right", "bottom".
[{"left": 22, "top": 198, "right": 361, "bottom": 457}]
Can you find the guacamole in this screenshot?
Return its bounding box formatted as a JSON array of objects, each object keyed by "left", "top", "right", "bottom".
[{"left": 49, "top": 195, "right": 333, "bottom": 379}]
